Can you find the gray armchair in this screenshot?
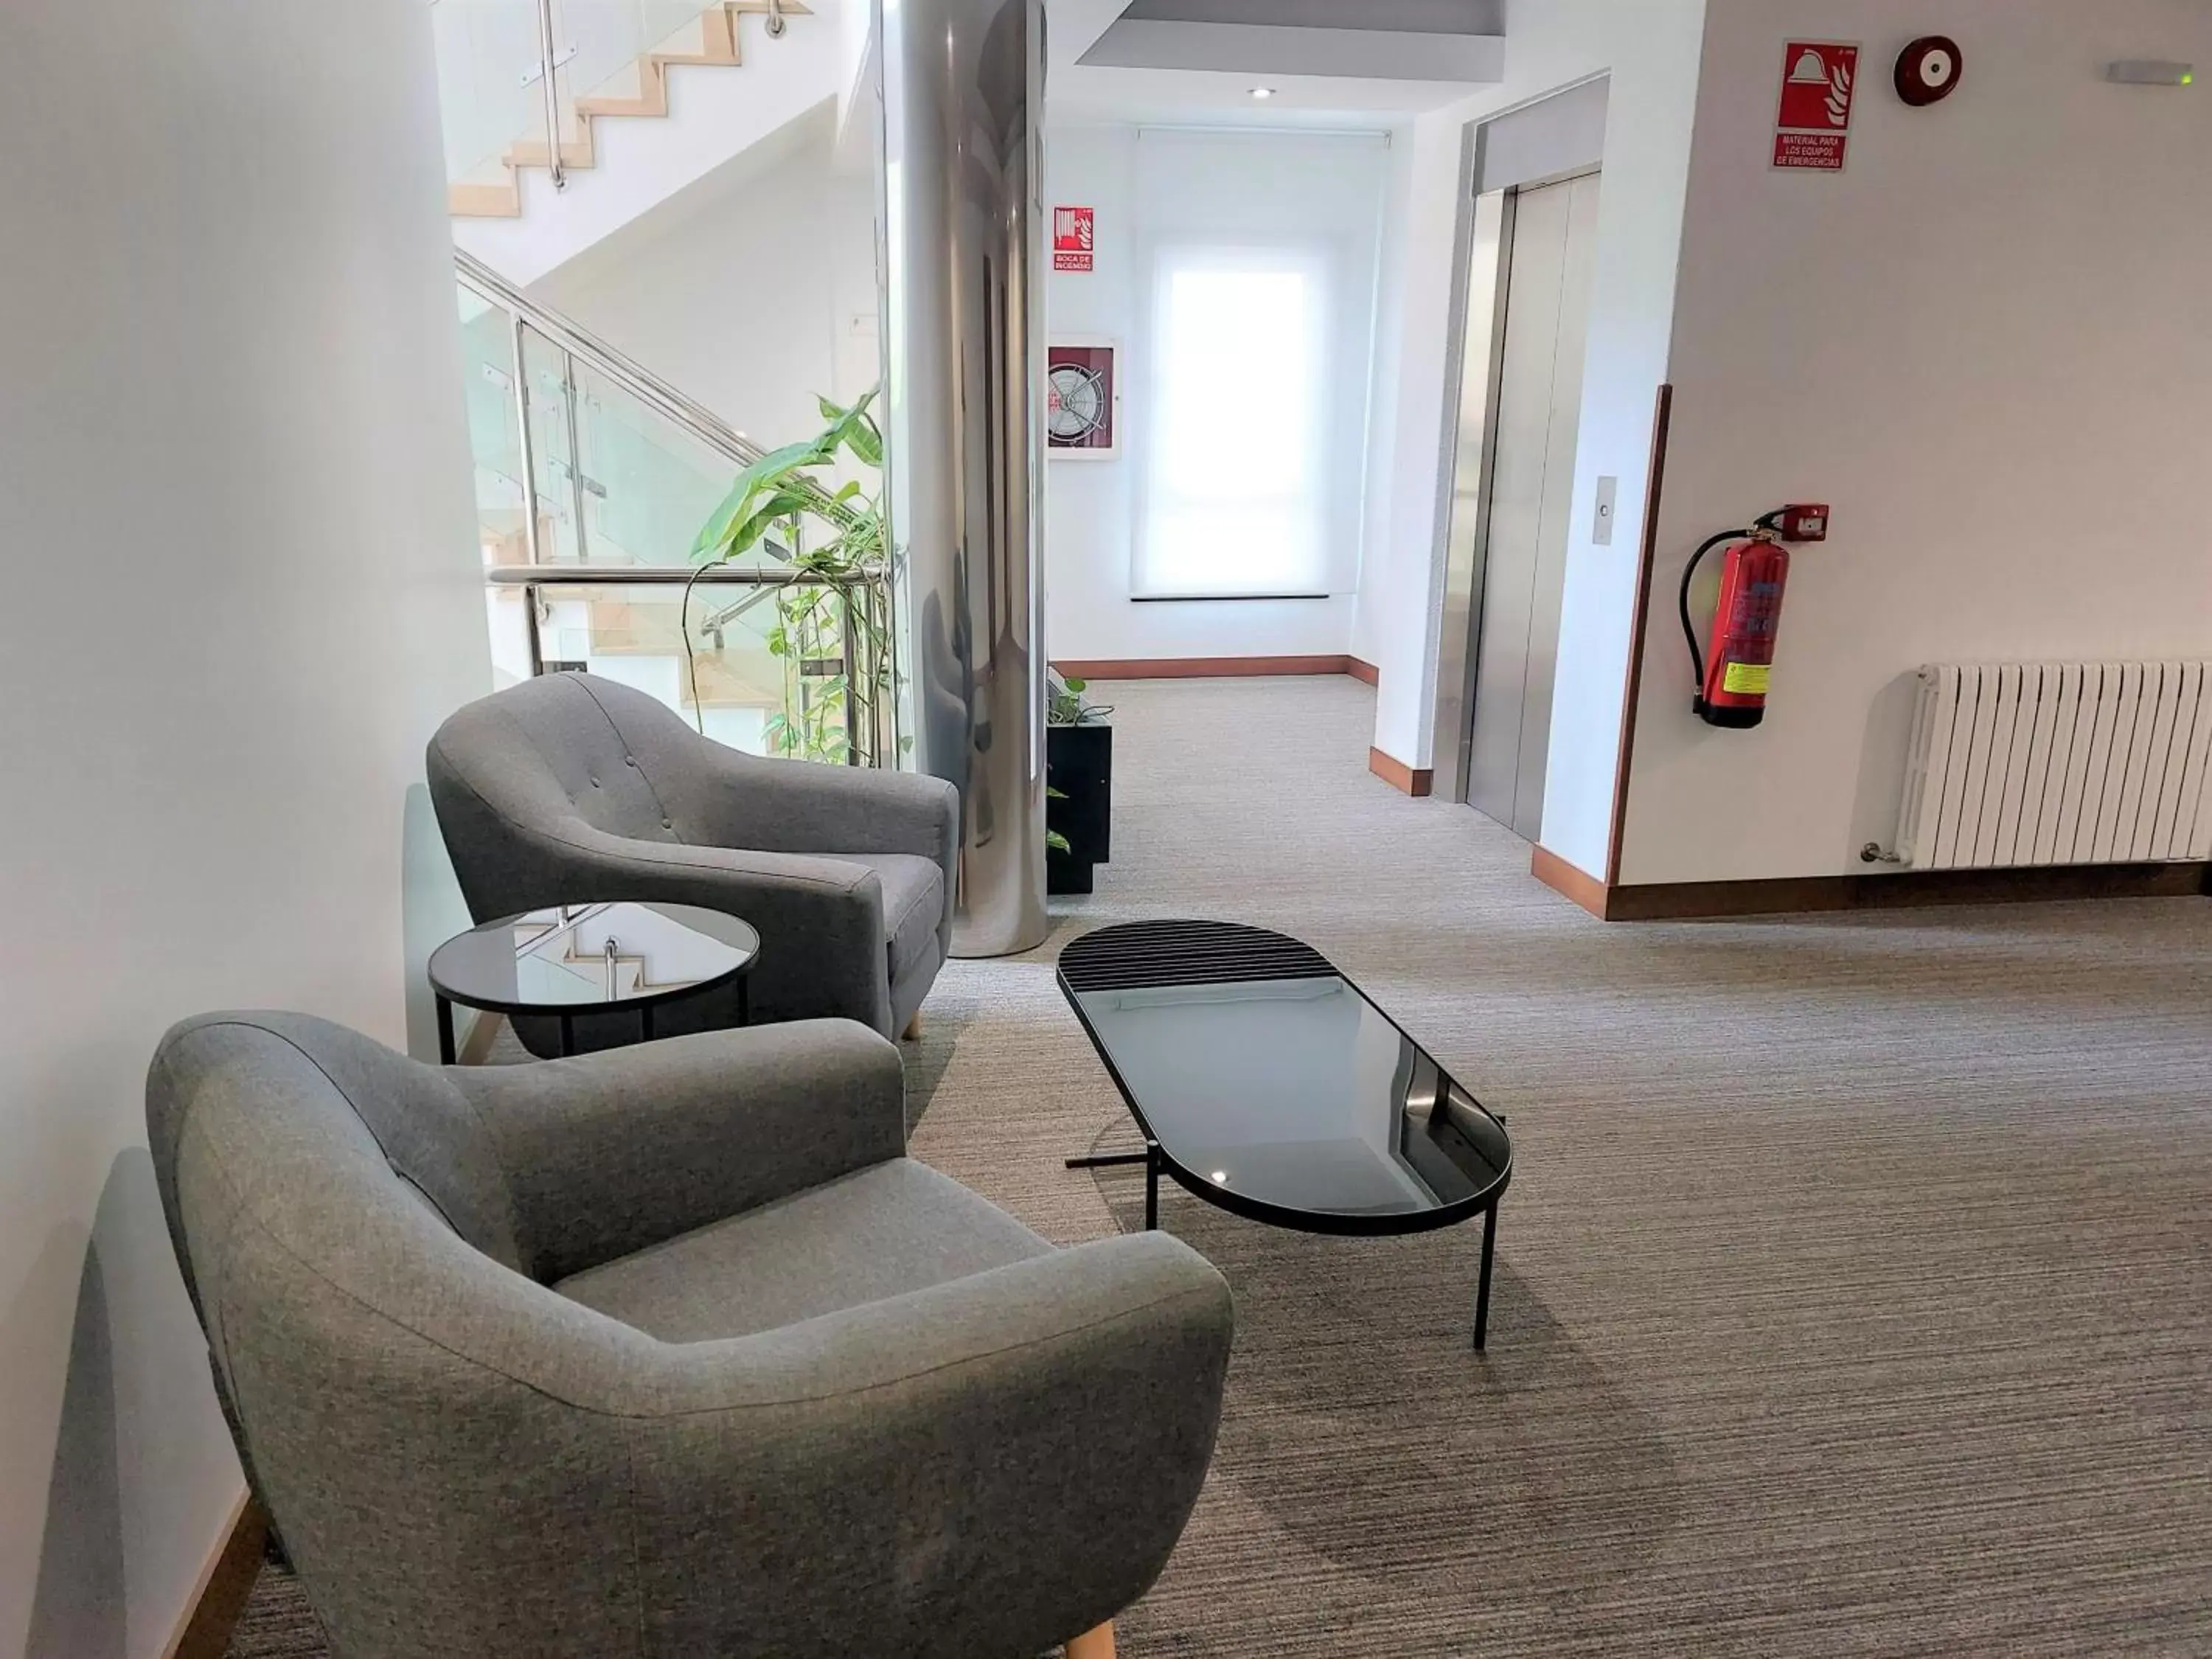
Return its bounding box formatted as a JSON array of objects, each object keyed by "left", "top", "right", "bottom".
[
  {"left": 147, "top": 1012, "right": 1234, "bottom": 1659},
  {"left": 428, "top": 672, "right": 957, "bottom": 1046}
]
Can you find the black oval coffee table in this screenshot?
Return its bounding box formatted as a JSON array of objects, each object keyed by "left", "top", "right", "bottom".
[
  {"left": 429, "top": 901, "right": 759, "bottom": 1062},
  {"left": 1060, "top": 919, "right": 1514, "bottom": 1348}
]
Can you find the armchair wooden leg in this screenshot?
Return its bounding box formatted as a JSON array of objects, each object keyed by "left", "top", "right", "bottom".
[
  {"left": 1066, "top": 1623, "right": 1116, "bottom": 1659},
  {"left": 902, "top": 1011, "right": 923, "bottom": 1041}
]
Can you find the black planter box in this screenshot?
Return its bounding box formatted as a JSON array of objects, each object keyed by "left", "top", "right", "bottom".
[{"left": 1046, "top": 723, "right": 1112, "bottom": 895}]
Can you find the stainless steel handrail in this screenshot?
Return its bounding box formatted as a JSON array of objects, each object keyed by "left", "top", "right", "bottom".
[
  {"left": 484, "top": 566, "right": 878, "bottom": 588},
  {"left": 460, "top": 251, "right": 889, "bottom": 763},
  {"left": 489, "top": 565, "right": 891, "bottom": 768},
  {"left": 456, "top": 251, "right": 768, "bottom": 472},
  {"left": 532, "top": 0, "right": 567, "bottom": 189},
  {"left": 456, "top": 249, "right": 861, "bottom": 533}
]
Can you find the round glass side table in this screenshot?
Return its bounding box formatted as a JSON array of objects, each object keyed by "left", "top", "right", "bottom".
[{"left": 428, "top": 901, "right": 759, "bottom": 1063}]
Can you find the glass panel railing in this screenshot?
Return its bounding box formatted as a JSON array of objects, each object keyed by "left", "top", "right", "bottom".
[
  {"left": 486, "top": 573, "right": 887, "bottom": 762},
  {"left": 457, "top": 285, "right": 533, "bottom": 571},
  {"left": 434, "top": 0, "right": 552, "bottom": 203},
  {"left": 537, "top": 580, "right": 786, "bottom": 755},
  {"left": 571, "top": 353, "right": 752, "bottom": 568},
  {"left": 550, "top": 0, "right": 727, "bottom": 136},
  {"left": 517, "top": 323, "right": 586, "bottom": 564},
  {"left": 454, "top": 253, "right": 895, "bottom": 764},
  {"left": 435, "top": 0, "right": 786, "bottom": 206}
]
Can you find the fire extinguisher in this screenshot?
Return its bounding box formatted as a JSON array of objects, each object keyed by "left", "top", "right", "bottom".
[{"left": 1677, "top": 504, "right": 1829, "bottom": 728}]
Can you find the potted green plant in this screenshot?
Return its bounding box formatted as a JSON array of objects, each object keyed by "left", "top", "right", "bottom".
[
  {"left": 1046, "top": 672, "right": 1113, "bottom": 895},
  {"left": 690, "top": 393, "right": 892, "bottom": 765}
]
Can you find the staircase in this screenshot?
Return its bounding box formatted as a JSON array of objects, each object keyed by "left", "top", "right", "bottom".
[
  {"left": 439, "top": 0, "right": 859, "bottom": 286},
  {"left": 448, "top": 1, "right": 810, "bottom": 220}
]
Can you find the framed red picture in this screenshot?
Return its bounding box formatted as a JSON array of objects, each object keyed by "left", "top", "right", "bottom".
[{"left": 1046, "top": 341, "right": 1118, "bottom": 458}]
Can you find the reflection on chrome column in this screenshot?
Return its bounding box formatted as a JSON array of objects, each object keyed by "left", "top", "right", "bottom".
[{"left": 878, "top": 0, "right": 1049, "bottom": 958}]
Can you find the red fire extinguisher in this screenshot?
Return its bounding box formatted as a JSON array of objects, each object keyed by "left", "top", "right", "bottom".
[{"left": 1678, "top": 504, "right": 1829, "bottom": 728}]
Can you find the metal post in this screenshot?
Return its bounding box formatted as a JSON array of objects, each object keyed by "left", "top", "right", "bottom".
[
  {"left": 524, "top": 582, "right": 546, "bottom": 677},
  {"left": 880, "top": 0, "right": 1049, "bottom": 956},
  {"left": 510, "top": 314, "right": 543, "bottom": 569},
  {"left": 534, "top": 0, "right": 567, "bottom": 190},
  {"left": 511, "top": 307, "right": 550, "bottom": 680},
  {"left": 560, "top": 348, "right": 589, "bottom": 561},
  {"left": 1474, "top": 1205, "right": 1498, "bottom": 1350},
  {"left": 841, "top": 592, "right": 860, "bottom": 766}
]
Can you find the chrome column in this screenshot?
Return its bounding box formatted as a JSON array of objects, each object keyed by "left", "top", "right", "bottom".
[{"left": 878, "top": 0, "right": 1048, "bottom": 957}]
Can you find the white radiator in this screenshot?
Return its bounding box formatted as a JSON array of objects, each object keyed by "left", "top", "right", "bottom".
[{"left": 1894, "top": 661, "right": 2212, "bottom": 869}]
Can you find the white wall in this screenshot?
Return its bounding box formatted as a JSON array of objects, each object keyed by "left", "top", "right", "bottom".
[
  {"left": 1354, "top": 0, "right": 1711, "bottom": 810},
  {"left": 1618, "top": 0, "right": 2212, "bottom": 884},
  {"left": 1044, "top": 122, "right": 1365, "bottom": 664},
  {"left": 0, "top": 0, "right": 489, "bottom": 1652},
  {"left": 535, "top": 101, "right": 878, "bottom": 457}
]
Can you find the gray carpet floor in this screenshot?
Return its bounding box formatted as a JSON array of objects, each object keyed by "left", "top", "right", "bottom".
[{"left": 229, "top": 675, "right": 2212, "bottom": 1657}]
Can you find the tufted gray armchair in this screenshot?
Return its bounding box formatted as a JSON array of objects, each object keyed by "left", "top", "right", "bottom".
[
  {"left": 428, "top": 673, "right": 956, "bottom": 1048},
  {"left": 147, "top": 1011, "right": 1234, "bottom": 1659}
]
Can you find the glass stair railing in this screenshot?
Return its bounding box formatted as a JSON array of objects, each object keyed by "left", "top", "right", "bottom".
[
  {"left": 456, "top": 251, "right": 891, "bottom": 766},
  {"left": 435, "top": 0, "right": 797, "bottom": 217}
]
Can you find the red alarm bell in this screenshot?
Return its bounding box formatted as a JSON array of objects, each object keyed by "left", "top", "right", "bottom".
[{"left": 1896, "top": 36, "right": 1964, "bottom": 105}]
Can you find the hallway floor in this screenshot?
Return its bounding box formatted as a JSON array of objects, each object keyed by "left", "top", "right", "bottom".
[{"left": 232, "top": 675, "right": 2212, "bottom": 1657}]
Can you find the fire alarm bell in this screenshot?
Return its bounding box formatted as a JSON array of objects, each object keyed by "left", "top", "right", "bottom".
[
  {"left": 1775, "top": 503, "right": 1830, "bottom": 542},
  {"left": 1896, "top": 36, "right": 1964, "bottom": 105}
]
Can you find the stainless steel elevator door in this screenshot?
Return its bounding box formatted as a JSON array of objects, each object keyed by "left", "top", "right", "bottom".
[{"left": 1463, "top": 172, "right": 1601, "bottom": 841}]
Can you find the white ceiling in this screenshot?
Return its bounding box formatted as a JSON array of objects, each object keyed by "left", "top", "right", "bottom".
[
  {"left": 1046, "top": 0, "right": 1503, "bottom": 128},
  {"left": 1116, "top": 0, "right": 1503, "bottom": 29}
]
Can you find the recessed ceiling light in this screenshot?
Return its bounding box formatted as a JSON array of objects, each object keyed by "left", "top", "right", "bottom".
[{"left": 1249, "top": 87, "right": 1276, "bottom": 100}]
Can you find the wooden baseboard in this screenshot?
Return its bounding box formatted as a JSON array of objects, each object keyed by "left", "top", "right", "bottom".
[
  {"left": 1052, "top": 655, "right": 1368, "bottom": 681},
  {"left": 1533, "top": 846, "right": 2211, "bottom": 921},
  {"left": 1368, "top": 748, "right": 1434, "bottom": 799},
  {"left": 1530, "top": 847, "right": 1610, "bottom": 917},
  {"left": 1346, "top": 655, "right": 1380, "bottom": 686},
  {"left": 165, "top": 1489, "right": 265, "bottom": 1659}
]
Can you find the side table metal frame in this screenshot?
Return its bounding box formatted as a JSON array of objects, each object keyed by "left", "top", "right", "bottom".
[{"left": 430, "top": 905, "right": 757, "bottom": 1065}]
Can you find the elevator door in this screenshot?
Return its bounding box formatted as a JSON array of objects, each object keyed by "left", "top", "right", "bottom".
[{"left": 1463, "top": 171, "right": 1600, "bottom": 840}]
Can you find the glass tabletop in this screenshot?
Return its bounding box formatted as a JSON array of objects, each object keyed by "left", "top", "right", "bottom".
[
  {"left": 428, "top": 902, "right": 759, "bottom": 1016},
  {"left": 1060, "top": 921, "right": 1511, "bottom": 1236}
]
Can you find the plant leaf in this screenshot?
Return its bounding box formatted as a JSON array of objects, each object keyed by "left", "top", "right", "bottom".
[
  {"left": 845, "top": 416, "right": 883, "bottom": 467},
  {"left": 692, "top": 439, "right": 827, "bottom": 559}
]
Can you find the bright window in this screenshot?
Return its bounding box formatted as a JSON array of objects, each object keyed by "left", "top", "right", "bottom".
[{"left": 1137, "top": 248, "right": 1330, "bottom": 599}]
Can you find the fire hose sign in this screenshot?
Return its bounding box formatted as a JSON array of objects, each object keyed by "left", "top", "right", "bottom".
[
  {"left": 1773, "top": 41, "right": 1859, "bottom": 170},
  {"left": 1053, "top": 206, "right": 1096, "bottom": 272}
]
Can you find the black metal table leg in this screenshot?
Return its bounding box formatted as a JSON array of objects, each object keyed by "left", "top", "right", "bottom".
[
  {"left": 1065, "top": 1149, "right": 1153, "bottom": 1171},
  {"left": 435, "top": 995, "right": 457, "bottom": 1066},
  {"left": 639, "top": 1002, "right": 655, "bottom": 1045},
  {"left": 737, "top": 976, "right": 750, "bottom": 1026},
  {"left": 1473, "top": 1203, "right": 1498, "bottom": 1351},
  {"left": 1064, "top": 1144, "right": 1164, "bottom": 1231},
  {"left": 558, "top": 1012, "right": 576, "bottom": 1057}
]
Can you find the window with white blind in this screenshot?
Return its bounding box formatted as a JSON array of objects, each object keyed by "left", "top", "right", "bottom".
[
  {"left": 1130, "top": 128, "right": 1388, "bottom": 601},
  {"left": 1144, "top": 248, "right": 1329, "bottom": 597}
]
